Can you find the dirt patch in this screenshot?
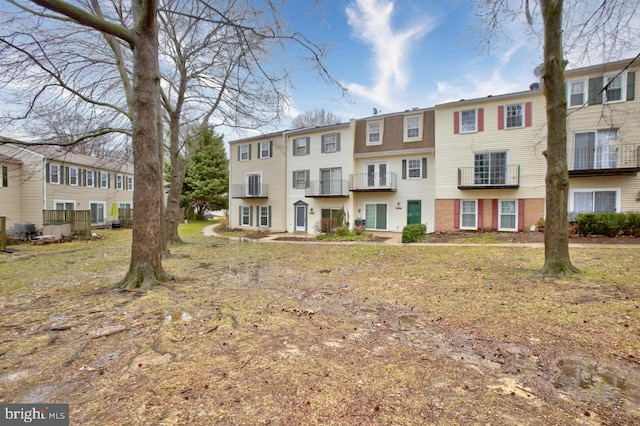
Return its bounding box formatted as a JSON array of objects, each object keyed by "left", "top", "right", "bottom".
[
  {"left": 424, "top": 230, "right": 640, "bottom": 245},
  {"left": 1, "top": 228, "right": 639, "bottom": 424}
]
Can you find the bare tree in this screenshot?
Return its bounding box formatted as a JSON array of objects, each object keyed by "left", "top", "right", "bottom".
[
  {"left": 291, "top": 108, "right": 342, "bottom": 129},
  {"left": 476, "top": 0, "right": 639, "bottom": 276}
]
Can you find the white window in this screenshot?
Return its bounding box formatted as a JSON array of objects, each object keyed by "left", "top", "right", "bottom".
[
  {"left": 505, "top": 104, "right": 523, "bottom": 128},
  {"left": 127, "top": 176, "right": 134, "bottom": 191},
  {"left": 86, "top": 170, "right": 94, "bottom": 187},
  {"left": 90, "top": 202, "right": 106, "bottom": 225},
  {"left": 366, "top": 121, "right": 383, "bottom": 145},
  {"left": 239, "top": 144, "right": 250, "bottom": 161},
  {"left": 258, "top": 141, "right": 271, "bottom": 159},
  {"left": 100, "top": 172, "right": 109, "bottom": 188},
  {"left": 240, "top": 206, "right": 251, "bottom": 226},
  {"left": 246, "top": 173, "right": 262, "bottom": 196},
  {"left": 49, "top": 164, "right": 60, "bottom": 184},
  {"left": 320, "top": 167, "right": 342, "bottom": 195},
  {"left": 460, "top": 109, "right": 477, "bottom": 133},
  {"left": 259, "top": 206, "right": 271, "bottom": 227},
  {"left": 571, "top": 189, "right": 619, "bottom": 213},
  {"left": 365, "top": 162, "right": 388, "bottom": 188},
  {"left": 118, "top": 202, "right": 132, "bottom": 209},
  {"left": 568, "top": 80, "right": 586, "bottom": 107},
  {"left": 573, "top": 130, "right": 618, "bottom": 170},
  {"left": 116, "top": 174, "right": 124, "bottom": 190},
  {"left": 321, "top": 133, "right": 340, "bottom": 153},
  {"left": 293, "top": 137, "right": 309, "bottom": 156},
  {"left": 69, "top": 167, "right": 79, "bottom": 186},
  {"left": 474, "top": 152, "right": 507, "bottom": 185},
  {"left": 460, "top": 200, "right": 477, "bottom": 230},
  {"left": 404, "top": 116, "right": 421, "bottom": 141},
  {"left": 365, "top": 203, "right": 387, "bottom": 230},
  {"left": 498, "top": 200, "right": 517, "bottom": 231},
  {"left": 407, "top": 159, "right": 422, "bottom": 179},
  {"left": 605, "top": 74, "right": 623, "bottom": 103},
  {"left": 293, "top": 170, "right": 308, "bottom": 189},
  {"left": 54, "top": 200, "right": 75, "bottom": 210}
]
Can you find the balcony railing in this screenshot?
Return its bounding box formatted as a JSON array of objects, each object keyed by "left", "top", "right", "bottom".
[
  {"left": 569, "top": 143, "right": 640, "bottom": 176},
  {"left": 305, "top": 179, "right": 349, "bottom": 197},
  {"left": 458, "top": 165, "right": 520, "bottom": 189},
  {"left": 349, "top": 172, "right": 397, "bottom": 192},
  {"left": 231, "top": 183, "right": 268, "bottom": 198}
]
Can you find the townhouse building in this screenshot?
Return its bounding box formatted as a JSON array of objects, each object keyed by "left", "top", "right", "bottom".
[
  {"left": 285, "top": 122, "right": 355, "bottom": 234},
  {"left": 228, "top": 132, "right": 287, "bottom": 232},
  {"left": 564, "top": 59, "right": 640, "bottom": 215},
  {"left": 433, "top": 88, "right": 548, "bottom": 232},
  {"left": 0, "top": 143, "right": 134, "bottom": 230},
  {"left": 352, "top": 108, "right": 435, "bottom": 233}
]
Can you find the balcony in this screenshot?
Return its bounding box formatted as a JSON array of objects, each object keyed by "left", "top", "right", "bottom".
[
  {"left": 349, "top": 172, "right": 397, "bottom": 192},
  {"left": 458, "top": 165, "right": 520, "bottom": 189},
  {"left": 569, "top": 143, "right": 640, "bottom": 177},
  {"left": 231, "top": 183, "right": 268, "bottom": 198},
  {"left": 305, "top": 179, "right": 349, "bottom": 198}
]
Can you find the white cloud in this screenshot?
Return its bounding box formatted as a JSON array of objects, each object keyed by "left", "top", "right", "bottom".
[{"left": 344, "top": 0, "right": 435, "bottom": 109}]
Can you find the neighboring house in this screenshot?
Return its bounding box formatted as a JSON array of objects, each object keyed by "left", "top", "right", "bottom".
[
  {"left": 0, "top": 143, "right": 134, "bottom": 231},
  {"left": 228, "top": 132, "right": 287, "bottom": 232},
  {"left": 352, "top": 108, "right": 435, "bottom": 233},
  {"left": 564, "top": 59, "right": 640, "bottom": 216},
  {"left": 434, "top": 88, "right": 547, "bottom": 232},
  {"left": 285, "top": 122, "right": 355, "bottom": 234}
]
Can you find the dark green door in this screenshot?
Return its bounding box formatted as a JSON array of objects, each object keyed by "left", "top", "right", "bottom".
[{"left": 407, "top": 200, "right": 421, "bottom": 224}]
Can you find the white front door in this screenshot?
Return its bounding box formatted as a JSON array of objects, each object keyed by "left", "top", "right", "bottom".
[{"left": 295, "top": 205, "right": 307, "bottom": 231}]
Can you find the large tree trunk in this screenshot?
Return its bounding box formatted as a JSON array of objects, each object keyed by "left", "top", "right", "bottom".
[
  {"left": 117, "top": 0, "right": 169, "bottom": 289},
  {"left": 164, "top": 122, "right": 187, "bottom": 246},
  {"left": 539, "top": 0, "right": 578, "bottom": 276}
]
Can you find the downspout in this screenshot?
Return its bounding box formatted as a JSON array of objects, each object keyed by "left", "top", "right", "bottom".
[{"left": 43, "top": 158, "right": 47, "bottom": 210}]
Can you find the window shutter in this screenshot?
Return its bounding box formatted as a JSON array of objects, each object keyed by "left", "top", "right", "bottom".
[
  {"left": 627, "top": 71, "right": 635, "bottom": 101},
  {"left": 525, "top": 102, "right": 532, "bottom": 127},
  {"left": 249, "top": 206, "right": 253, "bottom": 226},
  {"left": 268, "top": 206, "right": 272, "bottom": 227},
  {"left": 477, "top": 199, "right": 484, "bottom": 229},
  {"left": 305, "top": 170, "right": 310, "bottom": 188},
  {"left": 421, "top": 158, "right": 427, "bottom": 179},
  {"left": 336, "top": 133, "right": 341, "bottom": 152},
  {"left": 60, "top": 166, "right": 65, "bottom": 185},
  {"left": 305, "top": 137, "right": 310, "bottom": 155},
  {"left": 491, "top": 199, "right": 498, "bottom": 230},
  {"left": 46, "top": 164, "right": 50, "bottom": 183},
  {"left": 108, "top": 173, "right": 111, "bottom": 188},
  {"left": 292, "top": 171, "right": 296, "bottom": 188},
  {"left": 497, "top": 106, "right": 504, "bottom": 130},
  {"left": 402, "top": 160, "right": 407, "bottom": 179},
  {"left": 453, "top": 199, "right": 460, "bottom": 229},
  {"left": 248, "top": 144, "right": 252, "bottom": 160},
  {"left": 588, "top": 77, "right": 603, "bottom": 105},
  {"left": 257, "top": 142, "right": 261, "bottom": 158},
  {"left": 453, "top": 111, "right": 460, "bottom": 134},
  {"left": 237, "top": 145, "right": 240, "bottom": 160},
  {"left": 321, "top": 135, "right": 326, "bottom": 153},
  {"left": 239, "top": 206, "right": 242, "bottom": 224},
  {"left": 518, "top": 199, "right": 525, "bottom": 231},
  {"left": 477, "top": 108, "right": 484, "bottom": 132},
  {"left": 269, "top": 141, "right": 273, "bottom": 158}
]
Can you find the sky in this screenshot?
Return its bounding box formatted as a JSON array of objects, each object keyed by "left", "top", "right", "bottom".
[{"left": 270, "top": 0, "right": 544, "bottom": 130}]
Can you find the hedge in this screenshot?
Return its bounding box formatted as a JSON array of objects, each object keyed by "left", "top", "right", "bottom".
[
  {"left": 575, "top": 212, "right": 640, "bottom": 237},
  {"left": 402, "top": 223, "right": 427, "bottom": 243}
]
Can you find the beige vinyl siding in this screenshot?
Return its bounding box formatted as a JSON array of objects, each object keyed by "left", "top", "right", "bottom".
[
  {"left": 285, "top": 123, "right": 355, "bottom": 234},
  {"left": 0, "top": 161, "right": 23, "bottom": 230},
  {"left": 434, "top": 92, "right": 548, "bottom": 201}
]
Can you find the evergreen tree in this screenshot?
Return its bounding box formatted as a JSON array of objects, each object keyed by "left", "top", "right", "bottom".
[{"left": 182, "top": 129, "right": 228, "bottom": 217}]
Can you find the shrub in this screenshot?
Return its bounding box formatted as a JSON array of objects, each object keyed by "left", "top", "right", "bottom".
[
  {"left": 402, "top": 223, "right": 427, "bottom": 243},
  {"left": 576, "top": 213, "right": 626, "bottom": 237},
  {"left": 625, "top": 212, "right": 640, "bottom": 236},
  {"left": 353, "top": 225, "right": 366, "bottom": 235},
  {"left": 335, "top": 225, "right": 350, "bottom": 237}
]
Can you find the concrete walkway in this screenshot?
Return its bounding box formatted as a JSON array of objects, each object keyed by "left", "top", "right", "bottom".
[{"left": 200, "top": 224, "right": 640, "bottom": 249}]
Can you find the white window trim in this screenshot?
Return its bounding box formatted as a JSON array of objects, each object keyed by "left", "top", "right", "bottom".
[
  {"left": 86, "top": 170, "right": 95, "bottom": 187},
  {"left": 498, "top": 199, "right": 518, "bottom": 232},
  {"left": 127, "top": 176, "right": 134, "bottom": 191},
  {"left": 366, "top": 120, "right": 384, "bottom": 145},
  {"left": 118, "top": 202, "right": 132, "bottom": 209},
  {"left": 322, "top": 133, "right": 340, "bottom": 153},
  {"left": 246, "top": 172, "right": 262, "bottom": 196},
  {"left": 54, "top": 199, "right": 76, "bottom": 210},
  {"left": 460, "top": 199, "right": 478, "bottom": 230},
  {"left": 116, "top": 174, "right": 124, "bottom": 190},
  {"left": 403, "top": 115, "right": 422, "bottom": 142},
  {"left": 604, "top": 73, "right": 626, "bottom": 104},
  {"left": 293, "top": 137, "right": 309, "bottom": 156},
  {"left": 49, "top": 164, "right": 61, "bottom": 184},
  {"left": 90, "top": 201, "right": 107, "bottom": 225},
  {"left": 240, "top": 206, "right": 251, "bottom": 226},
  {"left": 406, "top": 158, "right": 423, "bottom": 180},
  {"left": 460, "top": 109, "right": 477, "bottom": 134},
  {"left": 100, "top": 172, "right": 109, "bottom": 188},
  {"left": 569, "top": 188, "right": 620, "bottom": 213},
  {"left": 68, "top": 167, "right": 79, "bottom": 186},
  {"left": 259, "top": 206, "right": 270, "bottom": 228},
  {"left": 239, "top": 144, "right": 250, "bottom": 161},
  {"left": 567, "top": 78, "right": 588, "bottom": 108},
  {"left": 258, "top": 141, "right": 271, "bottom": 159},
  {"left": 504, "top": 103, "right": 524, "bottom": 129},
  {"left": 293, "top": 170, "right": 307, "bottom": 189}
]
